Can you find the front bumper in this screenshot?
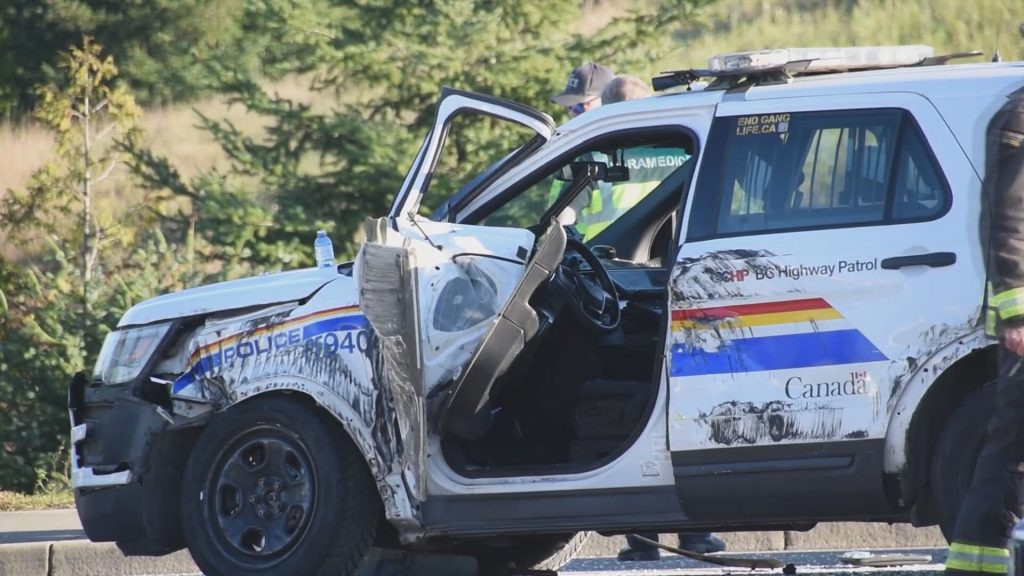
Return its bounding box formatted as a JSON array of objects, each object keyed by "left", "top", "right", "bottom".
[{"left": 68, "top": 372, "right": 192, "bottom": 555}]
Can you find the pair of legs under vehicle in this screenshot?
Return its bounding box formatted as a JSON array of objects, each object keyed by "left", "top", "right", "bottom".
[{"left": 618, "top": 532, "right": 726, "bottom": 561}]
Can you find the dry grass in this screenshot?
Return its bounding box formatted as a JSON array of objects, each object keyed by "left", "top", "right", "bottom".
[
  {"left": 0, "top": 122, "right": 53, "bottom": 199},
  {"left": 0, "top": 75, "right": 338, "bottom": 200},
  {"left": 140, "top": 97, "right": 255, "bottom": 182},
  {"left": 2, "top": 1, "right": 1022, "bottom": 202},
  {"left": 0, "top": 489, "right": 74, "bottom": 511},
  {"left": 653, "top": 0, "right": 1024, "bottom": 72}
]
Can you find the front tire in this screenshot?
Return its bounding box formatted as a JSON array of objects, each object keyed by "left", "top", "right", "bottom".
[
  {"left": 181, "top": 396, "right": 380, "bottom": 576},
  {"left": 930, "top": 383, "right": 995, "bottom": 543}
]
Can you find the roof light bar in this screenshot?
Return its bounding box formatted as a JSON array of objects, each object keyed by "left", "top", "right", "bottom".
[
  {"left": 707, "top": 45, "right": 935, "bottom": 76},
  {"left": 652, "top": 45, "right": 950, "bottom": 93}
]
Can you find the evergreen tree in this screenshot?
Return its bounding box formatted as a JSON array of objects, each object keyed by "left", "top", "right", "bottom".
[
  {"left": 134, "top": 0, "right": 715, "bottom": 267},
  {"left": 0, "top": 0, "right": 255, "bottom": 114},
  {"left": 0, "top": 39, "right": 205, "bottom": 491}
]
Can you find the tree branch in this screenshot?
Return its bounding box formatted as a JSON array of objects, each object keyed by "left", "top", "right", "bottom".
[
  {"left": 94, "top": 122, "right": 116, "bottom": 143},
  {"left": 296, "top": 26, "right": 339, "bottom": 41},
  {"left": 95, "top": 158, "right": 118, "bottom": 183}
]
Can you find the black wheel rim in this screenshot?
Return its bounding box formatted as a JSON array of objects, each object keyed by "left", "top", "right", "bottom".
[{"left": 203, "top": 424, "right": 317, "bottom": 564}]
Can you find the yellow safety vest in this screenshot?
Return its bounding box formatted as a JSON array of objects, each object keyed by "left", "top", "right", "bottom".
[
  {"left": 986, "top": 282, "right": 1024, "bottom": 338},
  {"left": 576, "top": 181, "right": 656, "bottom": 240}
]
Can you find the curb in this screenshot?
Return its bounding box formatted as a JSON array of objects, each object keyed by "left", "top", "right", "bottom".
[
  {"left": 0, "top": 541, "right": 197, "bottom": 576},
  {"left": 0, "top": 522, "right": 947, "bottom": 576},
  {"left": 0, "top": 542, "right": 481, "bottom": 576}
]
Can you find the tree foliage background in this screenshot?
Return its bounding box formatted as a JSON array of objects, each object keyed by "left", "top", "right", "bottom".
[
  {"left": 134, "top": 0, "right": 715, "bottom": 268},
  {"left": 0, "top": 0, "right": 256, "bottom": 117},
  {"left": 0, "top": 0, "right": 714, "bottom": 492}
]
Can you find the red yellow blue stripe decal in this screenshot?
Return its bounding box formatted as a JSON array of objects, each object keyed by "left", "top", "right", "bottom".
[
  {"left": 184, "top": 305, "right": 361, "bottom": 365},
  {"left": 672, "top": 298, "right": 843, "bottom": 330},
  {"left": 670, "top": 298, "right": 887, "bottom": 376},
  {"left": 173, "top": 306, "right": 367, "bottom": 393}
]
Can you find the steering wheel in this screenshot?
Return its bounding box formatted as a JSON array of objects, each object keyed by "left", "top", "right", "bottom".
[{"left": 560, "top": 237, "right": 621, "bottom": 332}]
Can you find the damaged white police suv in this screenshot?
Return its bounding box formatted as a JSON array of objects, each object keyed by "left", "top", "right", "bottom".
[{"left": 71, "top": 46, "right": 1024, "bottom": 576}]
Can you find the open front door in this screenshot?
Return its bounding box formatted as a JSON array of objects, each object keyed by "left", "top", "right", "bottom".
[
  {"left": 388, "top": 88, "right": 555, "bottom": 221},
  {"left": 356, "top": 89, "right": 554, "bottom": 503}
]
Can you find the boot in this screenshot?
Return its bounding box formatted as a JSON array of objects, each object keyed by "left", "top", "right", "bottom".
[
  {"left": 617, "top": 533, "right": 661, "bottom": 561},
  {"left": 677, "top": 532, "right": 726, "bottom": 554}
]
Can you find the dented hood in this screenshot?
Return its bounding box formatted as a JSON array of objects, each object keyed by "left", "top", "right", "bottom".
[{"left": 118, "top": 267, "right": 341, "bottom": 327}]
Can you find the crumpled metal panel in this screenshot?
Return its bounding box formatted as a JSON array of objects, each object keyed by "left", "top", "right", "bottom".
[
  {"left": 164, "top": 284, "right": 422, "bottom": 535},
  {"left": 357, "top": 219, "right": 427, "bottom": 503}
]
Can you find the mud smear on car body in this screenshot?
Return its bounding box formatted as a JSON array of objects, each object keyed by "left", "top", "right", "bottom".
[
  {"left": 885, "top": 315, "right": 984, "bottom": 415},
  {"left": 671, "top": 249, "right": 780, "bottom": 302},
  {"left": 200, "top": 331, "right": 394, "bottom": 463},
  {"left": 190, "top": 317, "right": 420, "bottom": 525},
  {"left": 670, "top": 249, "right": 800, "bottom": 358},
  {"left": 698, "top": 400, "right": 843, "bottom": 445}
]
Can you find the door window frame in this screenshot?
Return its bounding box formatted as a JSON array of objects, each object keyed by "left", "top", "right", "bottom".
[
  {"left": 457, "top": 125, "right": 701, "bottom": 230},
  {"left": 389, "top": 87, "right": 555, "bottom": 222},
  {"left": 686, "top": 107, "right": 952, "bottom": 242}
]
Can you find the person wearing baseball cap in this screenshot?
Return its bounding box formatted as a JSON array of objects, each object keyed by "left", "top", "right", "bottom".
[{"left": 551, "top": 62, "right": 615, "bottom": 117}]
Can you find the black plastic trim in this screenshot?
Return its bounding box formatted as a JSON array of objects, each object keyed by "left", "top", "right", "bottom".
[
  {"left": 420, "top": 480, "right": 898, "bottom": 537},
  {"left": 674, "top": 455, "right": 853, "bottom": 477},
  {"left": 71, "top": 379, "right": 196, "bottom": 554},
  {"left": 421, "top": 486, "right": 686, "bottom": 536},
  {"left": 672, "top": 439, "right": 903, "bottom": 523}
]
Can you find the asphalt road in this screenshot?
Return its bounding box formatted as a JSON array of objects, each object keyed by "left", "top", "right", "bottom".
[
  {"left": 561, "top": 549, "right": 946, "bottom": 575},
  {"left": 116, "top": 548, "right": 948, "bottom": 576}
]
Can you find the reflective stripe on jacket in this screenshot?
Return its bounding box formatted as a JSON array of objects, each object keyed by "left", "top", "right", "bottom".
[{"left": 947, "top": 542, "right": 1009, "bottom": 574}]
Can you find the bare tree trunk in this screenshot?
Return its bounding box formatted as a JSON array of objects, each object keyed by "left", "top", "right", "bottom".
[{"left": 82, "top": 70, "right": 92, "bottom": 338}]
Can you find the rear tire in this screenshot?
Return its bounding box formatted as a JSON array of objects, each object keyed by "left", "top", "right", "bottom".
[
  {"left": 930, "top": 383, "right": 995, "bottom": 543},
  {"left": 474, "top": 531, "right": 591, "bottom": 575},
  {"left": 181, "top": 396, "right": 380, "bottom": 576}
]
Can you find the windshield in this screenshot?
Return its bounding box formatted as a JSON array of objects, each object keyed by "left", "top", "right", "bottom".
[{"left": 474, "top": 139, "right": 694, "bottom": 241}]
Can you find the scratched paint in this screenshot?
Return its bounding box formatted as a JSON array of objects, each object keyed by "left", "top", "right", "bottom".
[
  {"left": 885, "top": 316, "right": 982, "bottom": 414},
  {"left": 670, "top": 249, "right": 780, "bottom": 303},
  {"left": 697, "top": 400, "right": 843, "bottom": 446},
  {"left": 165, "top": 286, "right": 422, "bottom": 533}
]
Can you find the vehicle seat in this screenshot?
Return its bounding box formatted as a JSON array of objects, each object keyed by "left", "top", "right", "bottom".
[{"left": 569, "top": 379, "right": 650, "bottom": 462}]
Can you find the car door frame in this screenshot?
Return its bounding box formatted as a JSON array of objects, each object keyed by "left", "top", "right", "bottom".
[
  {"left": 388, "top": 87, "right": 556, "bottom": 223},
  {"left": 359, "top": 88, "right": 555, "bottom": 512},
  {"left": 417, "top": 102, "right": 740, "bottom": 538},
  {"left": 666, "top": 90, "right": 981, "bottom": 526},
  {"left": 423, "top": 103, "right": 718, "bottom": 492}
]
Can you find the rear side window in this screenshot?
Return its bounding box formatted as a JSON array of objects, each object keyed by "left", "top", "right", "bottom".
[{"left": 713, "top": 109, "right": 948, "bottom": 236}]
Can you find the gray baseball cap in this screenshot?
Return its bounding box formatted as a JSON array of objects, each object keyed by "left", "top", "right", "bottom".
[{"left": 551, "top": 62, "right": 615, "bottom": 106}]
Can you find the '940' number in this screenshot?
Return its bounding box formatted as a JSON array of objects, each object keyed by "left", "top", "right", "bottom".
[{"left": 306, "top": 330, "right": 370, "bottom": 355}]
